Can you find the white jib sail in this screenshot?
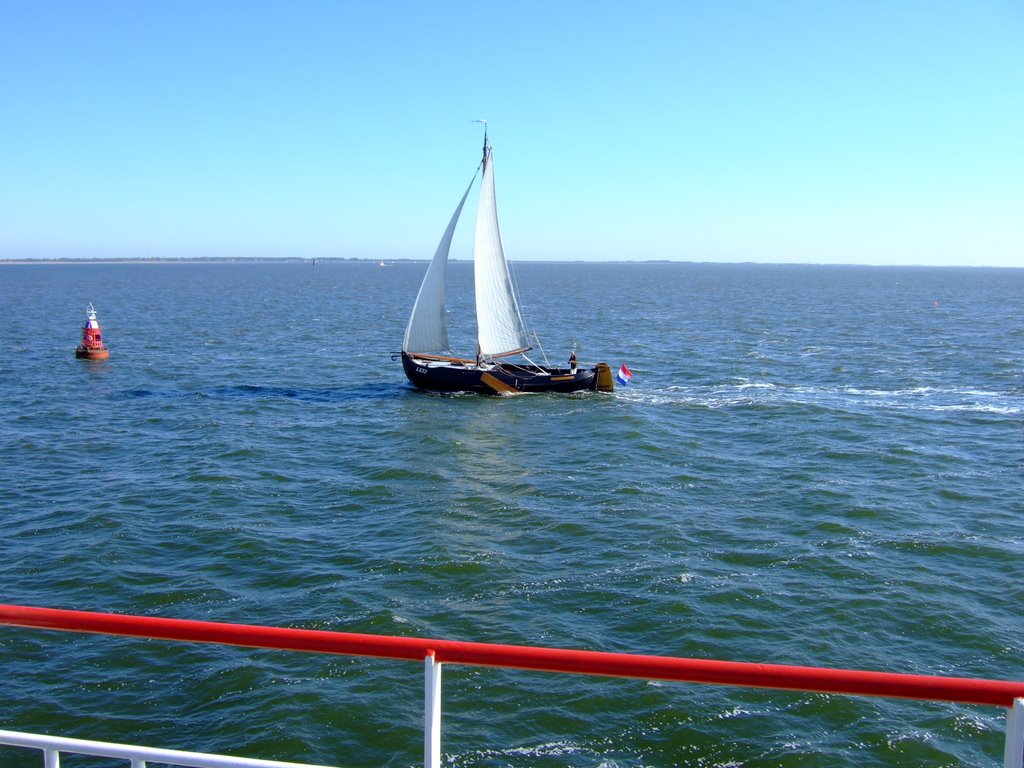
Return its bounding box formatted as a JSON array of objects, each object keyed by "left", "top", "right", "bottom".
[
  {"left": 473, "top": 148, "right": 530, "bottom": 358},
  {"left": 403, "top": 175, "right": 476, "bottom": 354}
]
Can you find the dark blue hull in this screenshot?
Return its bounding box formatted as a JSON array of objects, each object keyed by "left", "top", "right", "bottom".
[{"left": 402, "top": 353, "right": 605, "bottom": 395}]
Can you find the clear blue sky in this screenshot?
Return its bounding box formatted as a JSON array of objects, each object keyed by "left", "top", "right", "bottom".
[{"left": 1, "top": 1, "right": 1021, "bottom": 266}]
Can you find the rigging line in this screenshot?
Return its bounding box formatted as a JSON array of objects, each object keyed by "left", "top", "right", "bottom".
[
  {"left": 502, "top": 229, "right": 535, "bottom": 347},
  {"left": 507, "top": 257, "right": 527, "bottom": 323},
  {"left": 498, "top": 216, "right": 534, "bottom": 351},
  {"left": 531, "top": 330, "right": 550, "bottom": 367},
  {"left": 519, "top": 352, "right": 546, "bottom": 370}
]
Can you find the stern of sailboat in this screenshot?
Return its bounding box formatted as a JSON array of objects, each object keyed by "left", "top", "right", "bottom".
[{"left": 486, "top": 363, "right": 608, "bottom": 394}]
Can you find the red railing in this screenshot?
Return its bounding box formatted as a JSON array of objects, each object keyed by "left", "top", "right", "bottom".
[
  {"left": 2, "top": 603, "right": 1023, "bottom": 767},
  {"left": 1, "top": 603, "right": 1021, "bottom": 706}
]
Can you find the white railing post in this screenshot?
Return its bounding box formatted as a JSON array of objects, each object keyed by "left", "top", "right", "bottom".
[
  {"left": 424, "top": 651, "right": 442, "bottom": 768},
  {"left": 0, "top": 729, "right": 330, "bottom": 767},
  {"left": 1005, "top": 698, "right": 1024, "bottom": 768}
]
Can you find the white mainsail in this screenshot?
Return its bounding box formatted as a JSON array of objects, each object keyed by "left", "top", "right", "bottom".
[
  {"left": 402, "top": 175, "right": 476, "bottom": 354},
  {"left": 473, "top": 146, "right": 530, "bottom": 358}
]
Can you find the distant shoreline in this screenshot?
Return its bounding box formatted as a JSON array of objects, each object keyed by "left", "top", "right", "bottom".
[
  {"left": 0, "top": 257, "right": 1016, "bottom": 269},
  {"left": 0, "top": 257, "right": 414, "bottom": 265},
  {"left": 0, "top": 257, "right": 682, "bottom": 266}
]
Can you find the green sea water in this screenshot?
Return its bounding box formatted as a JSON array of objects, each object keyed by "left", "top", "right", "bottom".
[{"left": 0, "top": 261, "right": 1021, "bottom": 767}]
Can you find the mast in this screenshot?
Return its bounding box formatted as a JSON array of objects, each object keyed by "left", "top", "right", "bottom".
[
  {"left": 473, "top": 119, "right": 489, "bottom": 164},
  {"left": 471, "top": 121, "right": 531, "bottom": 360}
]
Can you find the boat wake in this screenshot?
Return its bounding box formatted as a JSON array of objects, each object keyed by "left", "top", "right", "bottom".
[
  {"left": 118, "top": 383, "right": 395, "bottom": 403},
  {"left": 618, "top": 379, "right": 1021, "bottom": 415}
]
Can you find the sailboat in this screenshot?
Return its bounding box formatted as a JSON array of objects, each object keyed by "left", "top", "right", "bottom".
[{"left": 401, "top": 125, "right": 613, "bottom": 395}]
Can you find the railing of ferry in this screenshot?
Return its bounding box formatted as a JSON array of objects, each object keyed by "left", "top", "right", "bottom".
[{"left": 1, "top": 604, "right": 1022, "bottom": 768}]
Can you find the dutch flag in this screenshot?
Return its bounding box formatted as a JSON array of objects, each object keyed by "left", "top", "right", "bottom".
[{"left": 616, "top": 363, "right": 633, "bottom": 385}]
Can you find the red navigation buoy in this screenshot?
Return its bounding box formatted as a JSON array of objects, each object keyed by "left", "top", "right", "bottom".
[{"left": 75, "top": 303, "right": 110, "bottom": 360}]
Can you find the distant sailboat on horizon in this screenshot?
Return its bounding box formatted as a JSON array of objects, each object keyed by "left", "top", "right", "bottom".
[{"left": 399, "top": 124, "right": 613, "bottom": 395}]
